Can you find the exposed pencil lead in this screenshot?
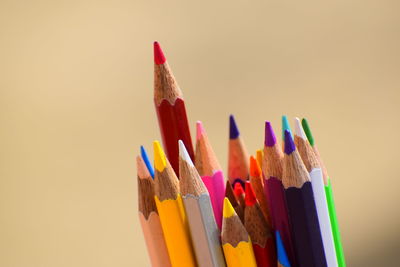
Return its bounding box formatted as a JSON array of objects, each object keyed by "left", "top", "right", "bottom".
[
  {"left": 223, "top": 197, "right": 236, "bottom": 218},
  {"left": 249, "top": 156, "right": 261, "bottom": 177},
  {"left": 245, "top": 181, "right": 257, "bottom": 206},
  {"left": 140, "top": 145, "right": 154, "bottom": 179},
  {"left": 153, "top": 140, "right": 167, "bottom": 172},
  {"left": 178, "top": 140, "right": 194, "bottom": 167},
  {"left": 153, "top": 41, "right": 166, "bottom": 65},
  {"left": 284, "top": 130, "right": 296, "bottom": 155},
  {"left": 196, "top": 121, "right": 205, "bottom": 141},
  {"left": 301, "top": 118, "right": 315, "bottom": 146},
  {"left": 294, "top": 117, "right": 307, "bottom": 140},
  {"left": 229, "top": 115, "right": 240, "bottom": 139},
  {"left": 265, "top": 121, "right": 277, "bottom": 147},
  {"left": 282, "top": 115, "right": 292, "bottom": 140},
  {"left": 234, "top": 182, "right": 244, "bottom": 198}
]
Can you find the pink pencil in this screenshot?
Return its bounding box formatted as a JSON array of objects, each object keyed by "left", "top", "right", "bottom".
[{"left": 194, "top": 121, "right": 226, "bottom": 229}]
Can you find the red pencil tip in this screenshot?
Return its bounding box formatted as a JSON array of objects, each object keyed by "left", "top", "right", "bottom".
[
  {"left": 249, "top": 156, "right": 262, "bottom": 177},
  {"left": 153, "top": 41, "right": 166, "bottom": 65},
  {"left": 234, "top": 182, "right": 244, "bottom": 198},
  {"left": 245, "top": 181, "right": 257, "bottom": 206}
]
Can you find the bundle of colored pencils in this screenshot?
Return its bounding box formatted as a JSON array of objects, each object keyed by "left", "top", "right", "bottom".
[{"left": 136, "top": 42, "right": 346, "bottom": 267}]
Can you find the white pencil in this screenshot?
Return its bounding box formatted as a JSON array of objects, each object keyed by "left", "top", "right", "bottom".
[
  {"left": 294, "top": 118, "right": 338, "bottom": 267},
  {"left": 179, "top": 140, "right": 226, "bottom": 267}
]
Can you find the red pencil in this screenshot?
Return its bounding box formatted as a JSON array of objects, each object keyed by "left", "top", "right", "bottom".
[
  {"left": 244, "top": 182, "right": 277, "bottom": 267},
  {"left": 153, "top": 42, "right": 194, "bottom": 175}
]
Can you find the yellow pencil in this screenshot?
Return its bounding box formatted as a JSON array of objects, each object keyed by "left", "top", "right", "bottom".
[
  {"left": 256, "top": 149, "right": 264, "bottom": 171},
  {"left": 221, "top": 197, "right": 257, "bottom": 267},
  {"left": 153, "top": 141, "right": 196, "bottom": 267}
]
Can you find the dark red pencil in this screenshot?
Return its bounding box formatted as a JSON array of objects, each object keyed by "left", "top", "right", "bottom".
[
  {"left": 153, "top": 42, "right": 194, "bottom": 175},
  {"left": 244, "top": 182, "right": 276, "bottom": 267}
]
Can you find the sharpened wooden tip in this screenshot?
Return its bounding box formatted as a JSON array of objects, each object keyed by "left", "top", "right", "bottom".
[
  {"left": 223, "top": 197, "right": 236, "bottom": 218},
  {"left": 137, "top": 156, "right": 151, "bottom": 179},
  {"left": 178, "top": 140, "right": 194, "bottom": 167},
  {"left": 234, "top": 182, "right": 244, "bottom": 198},
  {"left": 196, "top": 121, "right": 205, "bottom": 141},
  {"left": 294, "top": 117, "right": 307, "bottom": 140},
  {"left": 153, "top": 141, "right": 167, "bottom": 172},
  {"left": 249, "top": 156, "right": 262, "bottom": 177},
  {"left": 245, "top": 182, "right": 257, "bottom": 206},
  {"left": 256, "top": 149, "right": 263, "bottom": 170},
  {"left": 282, "top": 115, "right": 292, "bottom": 140}
]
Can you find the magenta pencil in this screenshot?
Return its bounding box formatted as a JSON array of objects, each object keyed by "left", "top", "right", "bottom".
[{"left": 195, "top": 121, "right": 226, "bottom": 229}]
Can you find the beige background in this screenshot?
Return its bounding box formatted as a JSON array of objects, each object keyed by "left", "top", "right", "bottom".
[{"left": 1, "top": 0, "right": 399, "bottom": 266}]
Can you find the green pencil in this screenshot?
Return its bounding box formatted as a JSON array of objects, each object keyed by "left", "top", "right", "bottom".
[{"left": 302, "top": 118, "right": 346, "bottom": 267}]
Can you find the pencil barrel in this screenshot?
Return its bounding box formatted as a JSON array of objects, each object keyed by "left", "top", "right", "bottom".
[
  {"left": 155, "top": 195, "right": 196, "bottom": 267},
  {"left": 156, "top": 98, "right": 194, "bottom": 176},
  {"left": 309, "top": 169, "right": 337, "bottom": 267},
  {"left": 222, "top": 241, "right": 257, "bottom": 267},
  {"left": 201, "top": 171, "right": 225, "bottom": 230},
  {"left": 325, "top": 179, "right": 346, "bottom": 267},
  {"left": 285, "top": 182, "right": 327, "bottom": 267},
  {"left": 264, "top": 177, "right": 297, "bottom": 267},
  {"left": 139, "top": 212, "right": 172, "bottom": 267},
  {"left": 183, "top": 195, "right": 226, "bottom": 267}
]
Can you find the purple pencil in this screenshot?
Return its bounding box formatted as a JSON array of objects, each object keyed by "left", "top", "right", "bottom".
[
  {"left": 282, "top": 130, "right": 327, "bottom": 267},
  {"left": 263, "top": 121, "right": 297, "bottom": 267}
]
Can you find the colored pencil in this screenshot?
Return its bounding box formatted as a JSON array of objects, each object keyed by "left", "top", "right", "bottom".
[
  {"left": 249, "top": 155, "right": 271, "bottom": 224},
  {"left": 294, "top": 118, "right": 337, "bottom": 267},
  {"left": 263, "top": 121, "right": 297, "bottom": 267},
  {"left": 225, "top": 180, "right": 244, "bottom": 223},
  {"left": 228, "top": 115, "right": 249, "bottom": 187},
  {"left": 281, "top": 115, "right": 292, "bottom": 141},
  {"left": 244, "top": 182, "right": 276, "bottom": 267},
  {"left": 140, "top": 145, "right": 154, "bottom": 179},
  {"left": 153, "top": 41, "right": 194, "bottom": 175},
  {"left": 282, "top": 130, "right": 327, "bottom": 267},
  {"left": 195, "top": 121, "right": 226, "bottom": 229},
  {"left": 179, "top": 140, "right": 226, "bottom": 267},
  {"left": 221, "top": 197, "right": 257, "bottom": 267},
  {"left": 302, "top": 118, "right": 346, "bottom": 267},
  {"left": 276, "top": 231, "right": 291, "bottom": 267},
  {"left": 137, "top": 156, "right": 171, "bottom": 267},
  {"left": 152, "top": 141, "right": 196, "bottom": 266},
  {"left": 233, "top": 182, "right": 246, "bottom": 208},
  {"left": 256, "top": 149, "right": 264, "bottom": 170}
]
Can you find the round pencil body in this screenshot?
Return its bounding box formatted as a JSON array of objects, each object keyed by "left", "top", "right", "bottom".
[
  {"left": 137, "top": 156, "right": 171, "bottom": 267},
  {"left": 263, "top": 122, "right": 297, "bottom": 267},
  {"left": 153, "top": 141, "right": 196, "bottom": 267},
  {"left": 179, "top": 141, "right": 226, "bottom": 267},
  {"left": 282, "top": 131, "right": 327, "bottom": 267},
  {"left": 153, "top": 42, "right": 194, "bottom": 175},
  {"left": 222, "top": 198, "right": 256, "bottom": 267}
]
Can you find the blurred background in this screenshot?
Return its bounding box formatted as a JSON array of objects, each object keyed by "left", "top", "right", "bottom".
[{"left": 1, "top": 0, "right": 399, "bottom": 266}]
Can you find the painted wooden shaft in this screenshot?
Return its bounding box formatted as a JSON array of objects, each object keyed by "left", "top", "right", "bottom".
[
  {"left": 310, "top": 169, "right": 337, "bottom": 267},
  {"left": 155, "top": 196, "right": 196, "bottom": 267},
  {"left": 325, "top": 179, "right": 346, "bottom": 267},
  {"left": 265, "top": 177, "right": 296, "bottom": 267},
  {"left": 183, "top": 194, "right": 226, "bottom": 267},
  {"left": 201, "top": 170, "right": 225, "bottom": 230},
  {"left": 139, "top": 212, "right": 172, "bottom": 267}
]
